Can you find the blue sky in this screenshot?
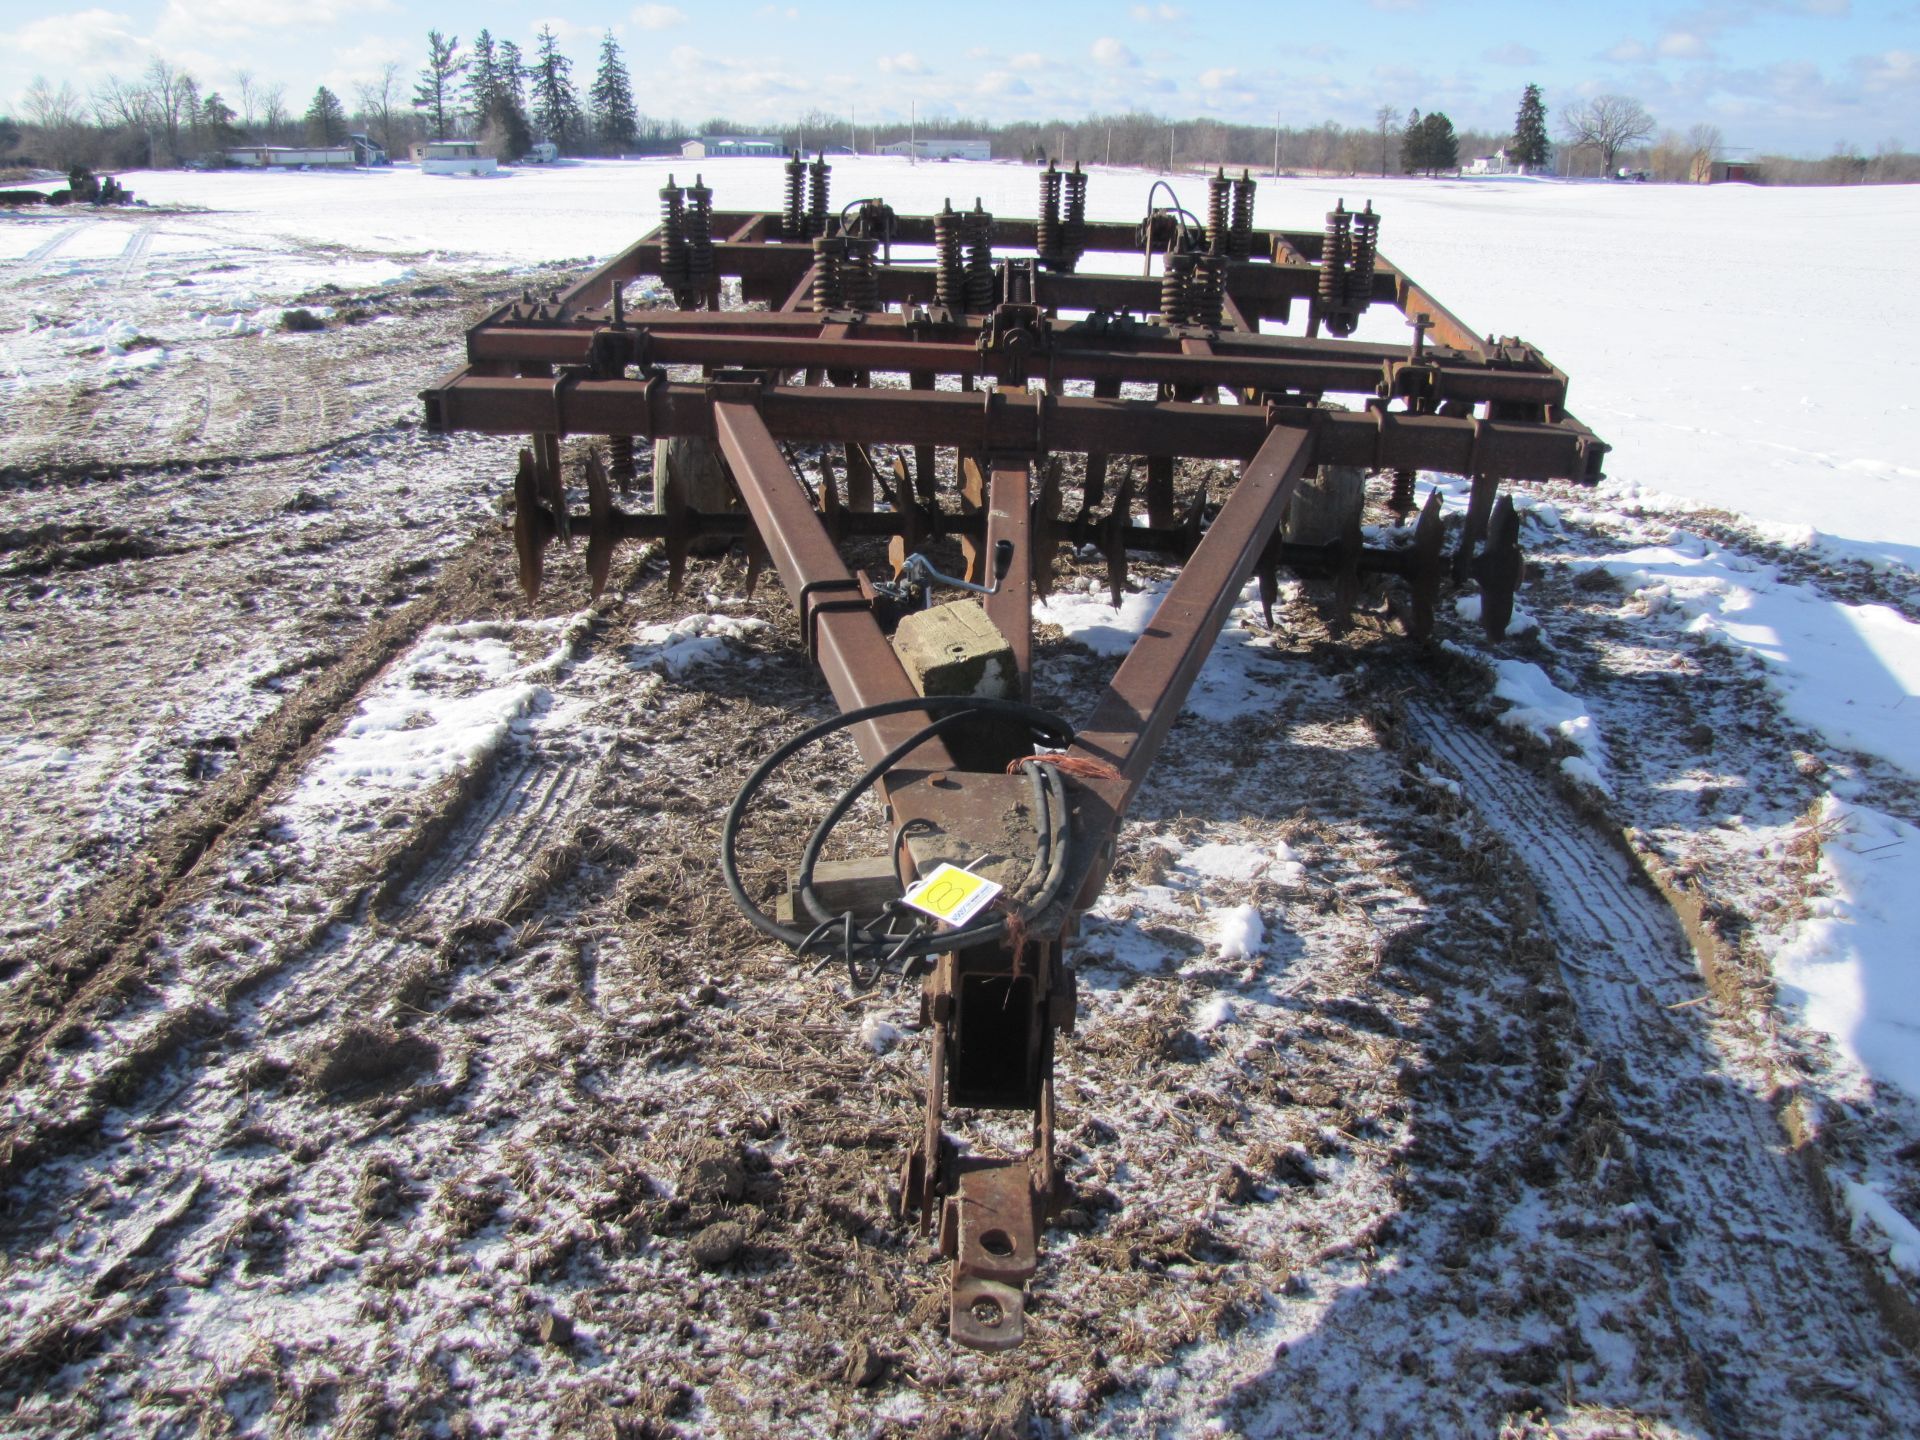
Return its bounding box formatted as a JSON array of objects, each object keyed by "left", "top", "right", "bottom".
[{"left": 2, "top": 1, "right": 1915, "bottom": 154}]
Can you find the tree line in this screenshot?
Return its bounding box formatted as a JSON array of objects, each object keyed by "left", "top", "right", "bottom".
[{"left": 4, "top": 40, "right": 1916, "bottom": 186}]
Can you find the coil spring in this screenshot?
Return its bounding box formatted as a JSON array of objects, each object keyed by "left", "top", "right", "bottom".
[
  {"left": 782, "top": 151, "right": 807, "bottom": 238},
  {"left": 684, "top": 174, "right": 714, "bottom": 306},
  {"left": 843, "top": 237, "right": 880, "bottom": 314},
  {"left": 1036, "top": 162, "right": 1062, "bottom": 267},
  {"left": 1319, "top": 200, "right": 1352, "bottom": 313},
  {"left": 1207, "top": 167, "right": 1231, "bottom": 253},
  {"left": 1229, "top": 170, "right": 1256, "bottom": 259},
  {"left": 965, "top": 201, "right": 995, "bottom": 313},
  {"left": 609, "top": 434, "right": 636, "bottom": 489},
  {"left": 1161, "top": 252, "right": 1194, "bottom": 326},
  {"left": 811, "top": 236, "right": 845, "bottom": 312},
  {"left": 807, "top": 153, "right": 830, "bottom": 243},
  {"left": 659, "top": 176, "right": 690, "bottom": 296},
  {"left": 1390, "top": 467, "right": 1416, "bottom": 517},
  {"left": 1191, "top": 253, "right": 1225, "bottom": 329},
  {"left": 1063, "top": 164, "right": 1088, "bottom": 271},
  {"left": 1348, "top": 202, "right": 1380, "bottom": 309},
  {"left": 933, "top": 201, "right": 966, "bottom": 312}
]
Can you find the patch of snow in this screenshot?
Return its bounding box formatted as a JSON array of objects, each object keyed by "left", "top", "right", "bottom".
[
  {"left": 1772, "top": 795, "right": 1920, "bottom": 1101},
  {"left": 625, "top": 613, "right": 769, "bottom": 675},
  {"left": 1455, "top": 593, "right": 1540, "bottom": 637},
  {"left": 1583, "top": 536, "right": 1920, "bottom": 781},
  {"left": 1212, "top": 903, "right": 1264, "bottom": 959},
  {"left": 1842, "top": 1179, "right": 1920, "bottom": 1279},
  {"left": 277, "top": 613, "right": 590, "bottom": 841},
  {"left": 1489, "top": 658, "right": 1607, "bottom": 776},
  {"left": 857, "top": 1016, "right": 903, "bottom": 1054},
  {"left": 1195, "top": 995, "right": 1237, "bottom": 1031}
]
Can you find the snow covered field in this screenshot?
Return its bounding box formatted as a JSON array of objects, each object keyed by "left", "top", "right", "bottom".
[{"left": 3, "top": 160, "right": 1919, "bottom": 1435}]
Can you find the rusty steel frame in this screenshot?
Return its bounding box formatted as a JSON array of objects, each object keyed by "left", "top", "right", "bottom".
[{"left": 420, "top": 174, "right": 1607, "bottom": 1350}]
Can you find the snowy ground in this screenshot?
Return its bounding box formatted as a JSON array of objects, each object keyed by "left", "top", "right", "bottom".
[{"left": 2, "top": 160, "right": 1918, "bottom": 1436}]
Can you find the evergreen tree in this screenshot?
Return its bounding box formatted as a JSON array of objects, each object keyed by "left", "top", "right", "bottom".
[
  {"left": 1400, "top": 108, "right": 1423, "bottom": 174},
  {"left": 481, "top": 89, "right": 534, "bottom": 163},
  {"left": 413, "top": 30, "right": 465, "bottom": 139},
  {"left": 1512, "top": 83, "right": 1549, "bottom": 170},
  {"left": 530, "top": 25, "right": 583, "bottom": 150},
  {"left": 200, "top": 92, "right": 242, "bottom": 149},
  {"left": 497, "top": 40, "right": 529, "bottom": 112},
  {"left": 464, "top": 30, "right": 499, "bottom": 120},
  {"left": 305, "top": 86, "right": 347, "bottom": 146},
  {"left": 589, "top": 30, "right": 638, "bottom": 155},
  {"left": 1418, "top": 112, "right": 1458, "bottom": 174}
]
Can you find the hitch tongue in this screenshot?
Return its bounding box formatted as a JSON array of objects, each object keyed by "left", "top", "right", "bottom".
[{"left": 943, "top": 1158, "right": 1039, "bottom": 1352}]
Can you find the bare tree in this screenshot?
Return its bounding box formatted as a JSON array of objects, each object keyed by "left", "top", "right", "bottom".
[
  {"left": 234, "top": 69, "right": 256, "bottom": 133},
  {"left": 1373, "top": 103, "right": 1397, "bottom": 176},
  {"left": 355, "top": 62, "right": 404, "bottom": 155},
  {"left": 23, "top": 76, "right": 90, "bottom": 167},
  {"left": 1686, "top": 122, "right": 1723, "bottom": 182},
  {"left": 91, "top": 74, "right": 156, "bottom": 131},
  {"left": 1558, "top": 93, "right": 1654, "bottom": 175},
  {"left": 262, "top": 84, "right": 289, "bottom": 140},
  {"left": 23, "top": 76, "right": 83, "bottom": 130},
  {"left": 139, "top": 57, "right": 199, "bottom": 161}
]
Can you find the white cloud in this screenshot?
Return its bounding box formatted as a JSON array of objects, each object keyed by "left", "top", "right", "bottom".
[
  {"left": 1853, "top": 48, "right": 1916, "bottom": 91},
  {"left": 1009, "top": 52, "right": 1048, "bottom": 71},
  {"left": 633, "top": 4, "right": 687, "bottom": 30},
  {"left": 1091, "top": 37, "right": 1138, "bottom": 67},
  {"left": 977, "top": 71, "right": 1032, "bottom": 96},
  {"left": 753, "top": 3, "right": 799, "bottom": 15},
  {"left": 877, "top": 52, "right": 926, "bottom": 75},
  {"left": 1485, "top": 43, "right": 1542, "bottom": 66},
  {"left": 1128, "top": 4, "right": 1186, "bottom": 21},
  {"left": 1198, "top": 67, "right": 1238, "bottom": 90},
  {"left": 161, "top": 0, "right": 392, "bottom": 41},
  {"left": 2, "top": 8, "right": 152, "bottom": 74},
  {"left": 1659, "top": 30, "right": 1717, "bottom": 59},
  {"left": 1604, "top": 37, "right": 1654, "bottom": 63}
]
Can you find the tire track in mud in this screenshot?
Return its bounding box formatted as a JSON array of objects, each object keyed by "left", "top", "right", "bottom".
[
  {"left": 0, "top": 605, "right": 616, "bottom": 1350},
  {"left": 17, "top": 222, "right": 86, "bottom": 273},
  {"left": 0, "top": 528, "right": 516, "bottom": 1097},
  {"left": 113, "top": 223, "right": 155, "bottom": 275},
  {"left": 1407, "top": 698, "right": 1920, "bottom": 1439}
]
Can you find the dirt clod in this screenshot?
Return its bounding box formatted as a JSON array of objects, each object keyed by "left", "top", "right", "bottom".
[
  {"left": 537, "top": 1310, "right": 575, "bottom": 1348},
  {"left": 689, "top": 1221, "right": 744, "bottom": 1270},
  {"left": 297, "top": 1023, "right": 438, "bottom": 1099}
]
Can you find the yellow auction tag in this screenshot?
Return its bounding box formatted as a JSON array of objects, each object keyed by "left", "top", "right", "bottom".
[{"left": 900, "top": 862, "right": 1002, "bottom": 927}]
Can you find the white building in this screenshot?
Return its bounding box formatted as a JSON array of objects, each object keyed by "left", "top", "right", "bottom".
[
  {"left": 877, "top": 138, "right": 992, "bottom": 162},
  {"left": 224, "top": 145, "right": 356, "bottom": 169},
  {"left": 680, "top": 136, "right": 782, "bottom": 159},
  {"left": 418, "top": 140, "right": 498, "bottom": 176},
  {"left": 1465, "top": 148, "right": 1518, "bottom": 176}
]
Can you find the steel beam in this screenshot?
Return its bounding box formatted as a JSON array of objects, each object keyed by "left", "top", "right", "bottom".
[{"left": 709, "top": 400, "right": 954, "bottom": 772}]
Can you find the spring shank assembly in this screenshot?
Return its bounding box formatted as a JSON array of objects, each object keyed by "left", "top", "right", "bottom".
[
  {"left": 806, "top": 152, "right": 830, "bottom": 243},
  {"left": 423, "top": 165, "right": 1609, "bottom": 1352},
  {"left": 1036, "top": 162, "right": 1062, "bottom": 270},
  {"left": 782, "top": 151, "right": 808, "bottom": 239},
  {"left": 1229, "top": 170, "right": 1256, "bottom": 259},
  {"left": 1062, "top": 164, "right": 1088, "bottom": 271}
]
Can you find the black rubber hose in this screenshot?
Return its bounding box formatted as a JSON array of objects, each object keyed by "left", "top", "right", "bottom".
[
  {"left": 721, "top": 695, "right": 1074, "bottom": 951},
  {"left": 796, "top": 707, "right": 996, "bottom": 927}
]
